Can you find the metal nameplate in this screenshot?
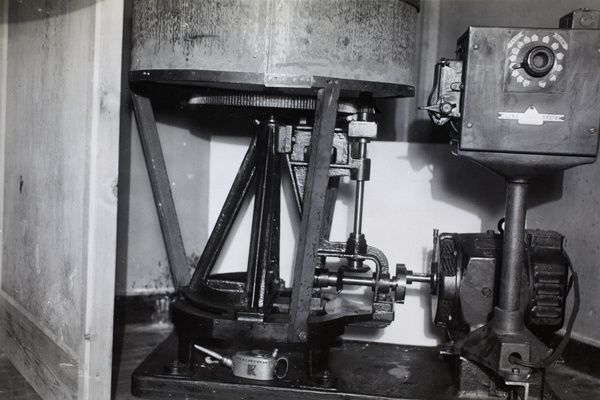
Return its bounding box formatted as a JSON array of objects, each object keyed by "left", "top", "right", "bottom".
[{"left": 498, "top": 106, "right": 565, "bottom": 126}]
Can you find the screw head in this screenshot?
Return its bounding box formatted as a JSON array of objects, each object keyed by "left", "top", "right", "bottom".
[
  {"left": 440, "top": 103, "right": 453, "bottom": 114},
  {"left": 473, "top": 44, "right": 479, "bottom": 50},
  {"left": 466, "top": 122, "right": 474, "bottom": 128},
  {"left": 298, "top": 331, "right": 307, "bottom": 341},
  {"left": 590, "top": 128, "right": 597, "bottom": 134}
]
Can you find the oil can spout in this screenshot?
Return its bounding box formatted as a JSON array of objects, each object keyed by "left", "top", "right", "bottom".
[{"left": 194, "top": 344, "right": 233, "bottom": 368}]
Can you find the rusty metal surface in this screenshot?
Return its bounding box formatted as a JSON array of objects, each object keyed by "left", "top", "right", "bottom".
[{"left": 131, "top": 0, "right": 418, "bottom": 87}]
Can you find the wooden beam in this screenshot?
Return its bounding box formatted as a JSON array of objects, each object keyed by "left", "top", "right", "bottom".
[
  {"left": 79, "top": 0, "right": 123, "bottom": 398},
  {"left": 0, "top": 293, "right": 78, "bottom": 399}
]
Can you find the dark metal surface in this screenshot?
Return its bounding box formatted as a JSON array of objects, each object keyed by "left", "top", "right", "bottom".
[
  {"left": 288, "top": 80, "right": 341, "bottom": 343},
  {"left": 246, "top": 121, "right": 281, "bottom": 314},
  {"left": 499, "top": 181, "right": 529, "bottom": 313},
  {"left": 418, "top": 15, "right": 600, "bottom": 396},
  {"left": 431, "top": 229, "right": 569, "bottom": 339},
  {"left": 132, "top": 333, "right": 460, "bottom": 400},
  {"left": 131, "top": 91, "right": 190, "bottom": 290},
  {"left": 130, "top": 332, "right": 573, "bottom": 400},
  {"left": 111, "top": 323, "right": 600, "bottom": 400},
  {"left": 454, "top": 26, "right": 600, "bottom": 179},
  {"left": 421, "top": 19, "right": 600, "bottom": 179},
  {"left": 131, "top": 0, "right": 418, "bottom": 89},
  {"left": 129, "top": 70, "right": 415, "bottom": 99}
]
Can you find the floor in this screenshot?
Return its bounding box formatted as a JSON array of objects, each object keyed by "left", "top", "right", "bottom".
[{"left": 1, "top": 323, "right": 600, "bottom": 400}]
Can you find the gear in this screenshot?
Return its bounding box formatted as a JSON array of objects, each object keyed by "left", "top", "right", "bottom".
[{"left": 188, "top": 90, "right": 375, "bottom": 114}]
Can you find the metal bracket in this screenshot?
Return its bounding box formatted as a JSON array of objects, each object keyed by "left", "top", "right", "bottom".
[{"left": 506, "top": 380, "right": 530, "bottom": 400}]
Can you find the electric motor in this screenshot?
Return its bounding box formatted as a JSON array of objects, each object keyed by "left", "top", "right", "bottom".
[{"left": 431, "top": 229, "right": 569, "bottom": 338}]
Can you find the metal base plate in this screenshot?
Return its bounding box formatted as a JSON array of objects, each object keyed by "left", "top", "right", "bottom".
[{"left": 131, "top": 333, "right": 508, "bottom": 400}]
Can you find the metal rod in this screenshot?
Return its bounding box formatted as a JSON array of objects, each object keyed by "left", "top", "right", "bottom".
[
  {"left": 193, "top": 345, "right": 224, "bottom": 361},
  {"left": 407, "top": 273, "right": 433, "bottom": 284},
  {"left": 187, "top": 137, "right": 258, "bottom": 289},
  {"left": 248, "top": 121, "right": 281, "bottom": 311},
  {"left": 498, "top": 180, "right": 529, "bottom": 312},
  {"left": 352, "top": 140, "right": 368, "bottom": 235},
  {"left": 353, "top": 181, "right": 365, "bottom": 235},
  {"left": 341, "top": 276, "right": 375, "bottom": 287},
  {"left": 318, "top": 270, "right": 431, "bottom": 289},
  {"left": 131, "top": 90, "right": 190, "bottom": 291}
]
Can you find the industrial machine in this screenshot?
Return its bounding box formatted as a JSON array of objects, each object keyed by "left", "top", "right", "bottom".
[
  {"left": 129, "top": 1, "right": 599, "bottom": 399},
  {"left": 420, "top": 7, "right": 600, "bottom": 399}
]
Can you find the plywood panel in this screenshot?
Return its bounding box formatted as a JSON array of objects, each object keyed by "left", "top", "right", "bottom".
[
  {"left": 0, "top": 0, "right": 122, "bottom": 398},
  {"left": 0, "top": 294, "right": 78, "bottom": 398},
  {"left": 3, "top": 0, "right": 94, "bottom": 352}
]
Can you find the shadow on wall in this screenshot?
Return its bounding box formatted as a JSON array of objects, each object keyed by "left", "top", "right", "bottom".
[{"left": 405, "top": 123, "right": 566, "bottom": 232}]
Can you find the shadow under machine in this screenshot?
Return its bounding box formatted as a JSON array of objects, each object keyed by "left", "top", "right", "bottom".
[{"left": 129, "top": 2, "right": 600, "bottom": 399}]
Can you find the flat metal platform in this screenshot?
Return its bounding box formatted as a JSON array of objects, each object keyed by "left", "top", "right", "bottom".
[{"left": 133, "top": 333, "right": 463, "bottom": 400}]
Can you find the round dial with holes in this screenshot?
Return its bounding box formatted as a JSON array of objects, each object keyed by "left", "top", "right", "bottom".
[{"left": 507, "top": 31, "right": 568, "bottom": 88}]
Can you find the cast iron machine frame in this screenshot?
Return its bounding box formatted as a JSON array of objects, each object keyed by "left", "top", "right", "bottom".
[{"left": 129, "top": 69, "right": 427, "bottom": 390}]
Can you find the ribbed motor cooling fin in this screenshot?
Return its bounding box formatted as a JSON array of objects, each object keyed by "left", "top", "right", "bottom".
[{"left": 530, "top": 263, "right": 566, "bottom": 326}]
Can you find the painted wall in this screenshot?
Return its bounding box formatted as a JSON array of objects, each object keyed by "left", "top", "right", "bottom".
[{"left": 119, "top": 0, "right": 600, "bottom": 346}]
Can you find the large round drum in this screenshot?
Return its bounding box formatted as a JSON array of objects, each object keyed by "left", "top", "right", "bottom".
[{"left": 131, "top": 0, "right": 419, "bottom": 96}]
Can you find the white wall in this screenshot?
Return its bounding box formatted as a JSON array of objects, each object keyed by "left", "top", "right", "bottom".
[{"left": 216, "top": 135, "right": 505, "bottom": 345}]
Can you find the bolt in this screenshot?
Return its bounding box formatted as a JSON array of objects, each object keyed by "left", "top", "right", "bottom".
[
  {"left": 466, "top": 122, "right": 474, "bottom": 128},
  {"left": 473, "top": 44, "right": 479, "bottom": 50},
  {"left": 482, "top": 287, "right": 492, "bottom": 297},
  {"left": 580, "top": 14, "right": 594, "bottom": 27},
  {"left": 440, "top": 103, "right": 453, "bottom": 114},
  {"left": 590, "top": 128, "right": 597, "bottom": 134},
  {"left": 298, "top": 331, "right": 307, "bottom": 341},
  {"left": 512, "top": 368, "right": 520, "bottom": 374}
]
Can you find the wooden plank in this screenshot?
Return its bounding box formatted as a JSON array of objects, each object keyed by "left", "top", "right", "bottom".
[
  {"left": 0, "top": 0, "right": 7, "bottom": 288},
  {"left": 0, "top": 1, "right": 122, "bottom": 399},
  {"left": 0, "top": 352, "right": 42, "bottom": 400},
  {"left": 0, "top": 294, "right": 78, "bottom": 399},
  {"left": 79, "top": 0, "right": 123, "bottom": 398}
]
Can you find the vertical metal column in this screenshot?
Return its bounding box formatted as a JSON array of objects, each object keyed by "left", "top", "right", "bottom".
[
  {"left": 499, "top": 180, "right": 529, "bottom": 312},
  {"left": 246, "top": 121, "right": 281, "bottom": 313},
  {"left": 288, "top": 79, "right": 341, "bottom": 342},
  {"left": 131, "top": 90, "right": 190, "bottom": 291}
]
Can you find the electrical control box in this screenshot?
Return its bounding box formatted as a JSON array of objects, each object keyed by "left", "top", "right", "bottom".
[{"left": 456, "top": 26, "right": 600, "bottom": 159}]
